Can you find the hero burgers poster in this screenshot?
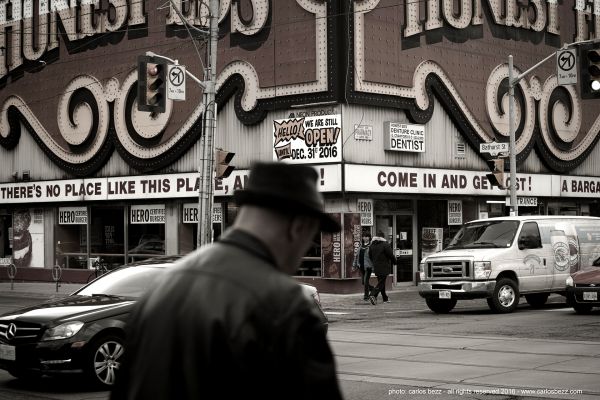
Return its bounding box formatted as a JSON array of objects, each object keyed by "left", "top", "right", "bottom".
[{"left": 272, "top": 115, "right": 342, "bottom": 164}]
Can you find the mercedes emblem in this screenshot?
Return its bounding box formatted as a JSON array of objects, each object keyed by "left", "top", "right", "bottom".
[{"left": 6, "top": 323, "right": 17, "bottom": 340}]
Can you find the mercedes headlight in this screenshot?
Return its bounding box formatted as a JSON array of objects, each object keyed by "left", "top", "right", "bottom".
[
  {"left": 41, "top": 321, "right": 84, "bottom": 341},
  {"left": 473, "top": 261, "right": 492, "bottom": 280}
]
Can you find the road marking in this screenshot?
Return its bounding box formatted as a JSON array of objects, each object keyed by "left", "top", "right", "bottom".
[
  {"left": 541, "top": 308, "right": 573, "bottom": 312},
  {"left": 326, "top": 311, "right": 350, "bottom": 315}
]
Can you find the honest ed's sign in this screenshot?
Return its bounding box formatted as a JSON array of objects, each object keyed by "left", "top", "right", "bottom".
[{"left": 0, "top": 165, "right": 342, "bottom": 204}]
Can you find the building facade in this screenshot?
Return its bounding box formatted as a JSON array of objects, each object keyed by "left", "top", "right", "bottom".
[{"left": 1, "top": 0, "right": 599, "bottom": 292}]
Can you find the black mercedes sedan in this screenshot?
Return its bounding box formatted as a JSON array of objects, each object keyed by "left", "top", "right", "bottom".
[
  {"left": 0, "top": 255, "right": 328, "bottom": 388},
  {"left": 0, "top": 256, "right": 178, "bottom": 388}
]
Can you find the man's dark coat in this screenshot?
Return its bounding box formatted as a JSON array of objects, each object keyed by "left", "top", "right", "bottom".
[{"left": 111, "top": 229, "right": 342, "bottom": 400}]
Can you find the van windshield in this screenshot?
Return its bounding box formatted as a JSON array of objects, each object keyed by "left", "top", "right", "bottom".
[{"left": 446, "top": 220, "right": 519, "bottom": 250}]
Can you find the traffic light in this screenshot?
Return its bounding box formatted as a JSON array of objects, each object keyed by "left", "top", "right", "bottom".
[
  {"left": 215, "top": 149, "right": 235, "bottom": 179},
  {"left": 485, "top": 158, "right": 506, "bottom": 189},
  {"left": 579, "top": 42, "right": 600, "bottom": 99},
  {"left": 137, "top": 55, "right": 166, "bottom": 113}
]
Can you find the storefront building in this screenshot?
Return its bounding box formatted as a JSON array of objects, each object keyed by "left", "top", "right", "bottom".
[{"left": 1, "top": 0, "right": 600, "bottom": 292}]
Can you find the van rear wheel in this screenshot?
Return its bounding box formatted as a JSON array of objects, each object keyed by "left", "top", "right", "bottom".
[
  {"left": 425, "top": 298, "right": 457, "bottom": 313},
  {"left": 488, "top": 278, "right": 519, "bottom": 313},
  {"left": 525, "top": 293, "right": 549, "bottom": 308}
]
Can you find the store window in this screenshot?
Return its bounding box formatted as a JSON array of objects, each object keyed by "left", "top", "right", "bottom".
[
  {"left": 298, "top": 232, "right": 322, "bottom": 276},
  {"left": 56, "top": 207, "right": 88, "bottom": 269},
  {"left": 91, "top": 205, "right": 125, "bottom": 269},
  {"left": 548, "top": 201, "right": 579, "bottom": 216},
  {"left": 417, "top": 199, "right": 478, "bottom": 254},
  {"left": 128, "top": 204, "right": 165, "bottom": 262},
  {"left": 179, "top": 202, "right": 225, "bottom": 254}
]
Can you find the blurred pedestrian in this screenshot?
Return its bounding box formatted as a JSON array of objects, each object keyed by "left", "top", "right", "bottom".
[
  {"left": 369, "top": 231, "right": 395, "bottom": 304},
  {"left": 111, "top": 162, "right": 344, "bottom": 400},
  {"left": 352, "top": 231, "right": 374, "bottom": 301}
]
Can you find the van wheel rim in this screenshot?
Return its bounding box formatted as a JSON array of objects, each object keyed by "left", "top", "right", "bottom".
[{"left": 498, "top": 285, "right": 515, "bottom": 307}]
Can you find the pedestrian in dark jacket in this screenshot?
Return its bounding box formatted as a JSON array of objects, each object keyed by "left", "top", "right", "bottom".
[
  {"left": 352, "top": 231, "right": 374, "bottom": 301},
  {"left": 368, "top": 231, "right": 395, "bottom": 304},
  {"left": 111, "top": 162, "right": 344, "bottom": 400}
]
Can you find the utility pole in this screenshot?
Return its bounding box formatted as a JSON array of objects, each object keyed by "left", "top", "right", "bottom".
[
  {"left": 197, "top": 0, "right": 219, "bottom": 247},
  {"left": 508, "top": 55, "right": 517, "bottom": 216}
]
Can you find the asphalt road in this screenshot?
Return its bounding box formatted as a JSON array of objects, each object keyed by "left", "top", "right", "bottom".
[{"left": 1, "top": 289, "right": 599, "bottom": 399}]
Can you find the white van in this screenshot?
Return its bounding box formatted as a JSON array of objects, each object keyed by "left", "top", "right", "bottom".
[{"left": 418, "top": 216, "right": 600, "bottom": 313}]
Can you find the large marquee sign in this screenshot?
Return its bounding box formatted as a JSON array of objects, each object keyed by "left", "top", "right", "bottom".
[{"left": 0, "top": 0, "right": 599, "bottom": 176}]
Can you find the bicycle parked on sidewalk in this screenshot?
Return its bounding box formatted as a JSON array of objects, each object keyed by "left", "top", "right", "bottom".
[{"left": 87, "top": 258, "right": 110, "bottom": 283}]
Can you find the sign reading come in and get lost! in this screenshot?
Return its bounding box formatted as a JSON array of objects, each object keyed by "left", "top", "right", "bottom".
[{"left": 273, "top": 115, "right": 342, "bottom": 164}]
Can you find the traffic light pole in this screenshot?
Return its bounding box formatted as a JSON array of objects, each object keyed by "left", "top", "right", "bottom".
[
  {"left": 197, "top": 0, "right": 219, "bottom": 247},
  {"left": 145, "top": 0, "right": 218, "bottom": 247},
  {"left": 506, "top": 38, "right": 598, "bottom": 216}
]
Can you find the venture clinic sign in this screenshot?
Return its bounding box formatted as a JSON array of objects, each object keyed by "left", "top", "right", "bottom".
[{"left": 384, "top": 122, "right": 425, "bottom": 153}]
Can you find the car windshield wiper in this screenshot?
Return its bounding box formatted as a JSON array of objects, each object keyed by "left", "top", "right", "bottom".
[
  {"left": 469, "top": 241, "right": 500, "bottom": 248},
  {"left": 90, "top": 293, "right": 125, "bottom": 299}
]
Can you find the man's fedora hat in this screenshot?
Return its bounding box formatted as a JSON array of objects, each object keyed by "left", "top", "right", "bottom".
[{"left": 234, "top": 162, "right": 340, "bottom": 232}]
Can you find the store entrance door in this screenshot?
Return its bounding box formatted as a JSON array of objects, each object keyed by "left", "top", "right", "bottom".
[
  {"left": 375, "top": 214, "right": 414, "bottom": 284},
  {"left": 0, "top": 213, "right": 12, "bottom": 260}
]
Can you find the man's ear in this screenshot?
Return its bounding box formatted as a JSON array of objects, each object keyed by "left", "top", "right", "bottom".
[
  {"left": 288, "top": 215, "right": 316, "bottom": 241},
  {"left": 287, "top": 215, "right": 304, "bottom": 241}
]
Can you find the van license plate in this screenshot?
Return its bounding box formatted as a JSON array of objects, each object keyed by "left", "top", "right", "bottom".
[
  {"left": 439, "top": 291, "right": 451, "bottom": 299},
  {"left": 0, "top": 344, "right": 15, "bottom": 361},
  {"left": 583, "top": 292, "right": 597, "bottom": 301}
]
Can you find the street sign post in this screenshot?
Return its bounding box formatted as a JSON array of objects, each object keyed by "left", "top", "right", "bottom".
[
  {"left": 6, "top": 262, "right": 16, "bottom": 290},
  {"left": 557, "top": 49, "right": 577, "bottom": 85},
  {"left": 505, "top": 196, "right": 538, "bottom": 207},
  {"left": 52, "top": 263, "right": 62, "bottom": 293},
  {"left": 167, "top": 64, "right": 186, "bottom": 101},
  {"left": 480, "top": 141, "right": 509, "bottom": 157}
]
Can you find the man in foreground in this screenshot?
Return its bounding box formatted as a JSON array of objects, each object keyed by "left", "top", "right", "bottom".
[{"left": 111, "top": 162, "right": 343, "bottom": 400}]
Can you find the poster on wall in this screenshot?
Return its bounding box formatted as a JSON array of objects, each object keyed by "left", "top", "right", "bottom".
[
  {"left": 321, "top": 213, "right": 342, "bottom": 278},
  {"left": 182, "top": 203, "right": 222, "bottom": 224},
  {"left": 344, "top": 213, "right": 362, "bottom": 279},
  {"left": 130, "top": 205, "right": 165, "bottom": 224},
  {"left": 357, "top": 199, "right": 373, "bottom": 226},
  {"left": 447, "top": 200, "right": 463, "bottom": 225},
  {"left": 383, "top": 122, "right": 425, "bottom": 153},
  {"left": 12, "top": 209, "right": 44, "bottom": 268},
  {"left": 58, "top": 207, "right": 88, "bottom": 225},
  {"left": 272, "top": 115, "right": 342, "bottom": 164},
  {"left": 421, "top": 227, "right": 443, "bottom": 260}
]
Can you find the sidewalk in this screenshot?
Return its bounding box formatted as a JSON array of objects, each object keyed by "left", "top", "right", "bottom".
[
  {"left": 0, "top": 281, "right": 83, "bottom": 299},
  {"left": 0, "top": 280, "right": 418, "bottom": 303}
]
